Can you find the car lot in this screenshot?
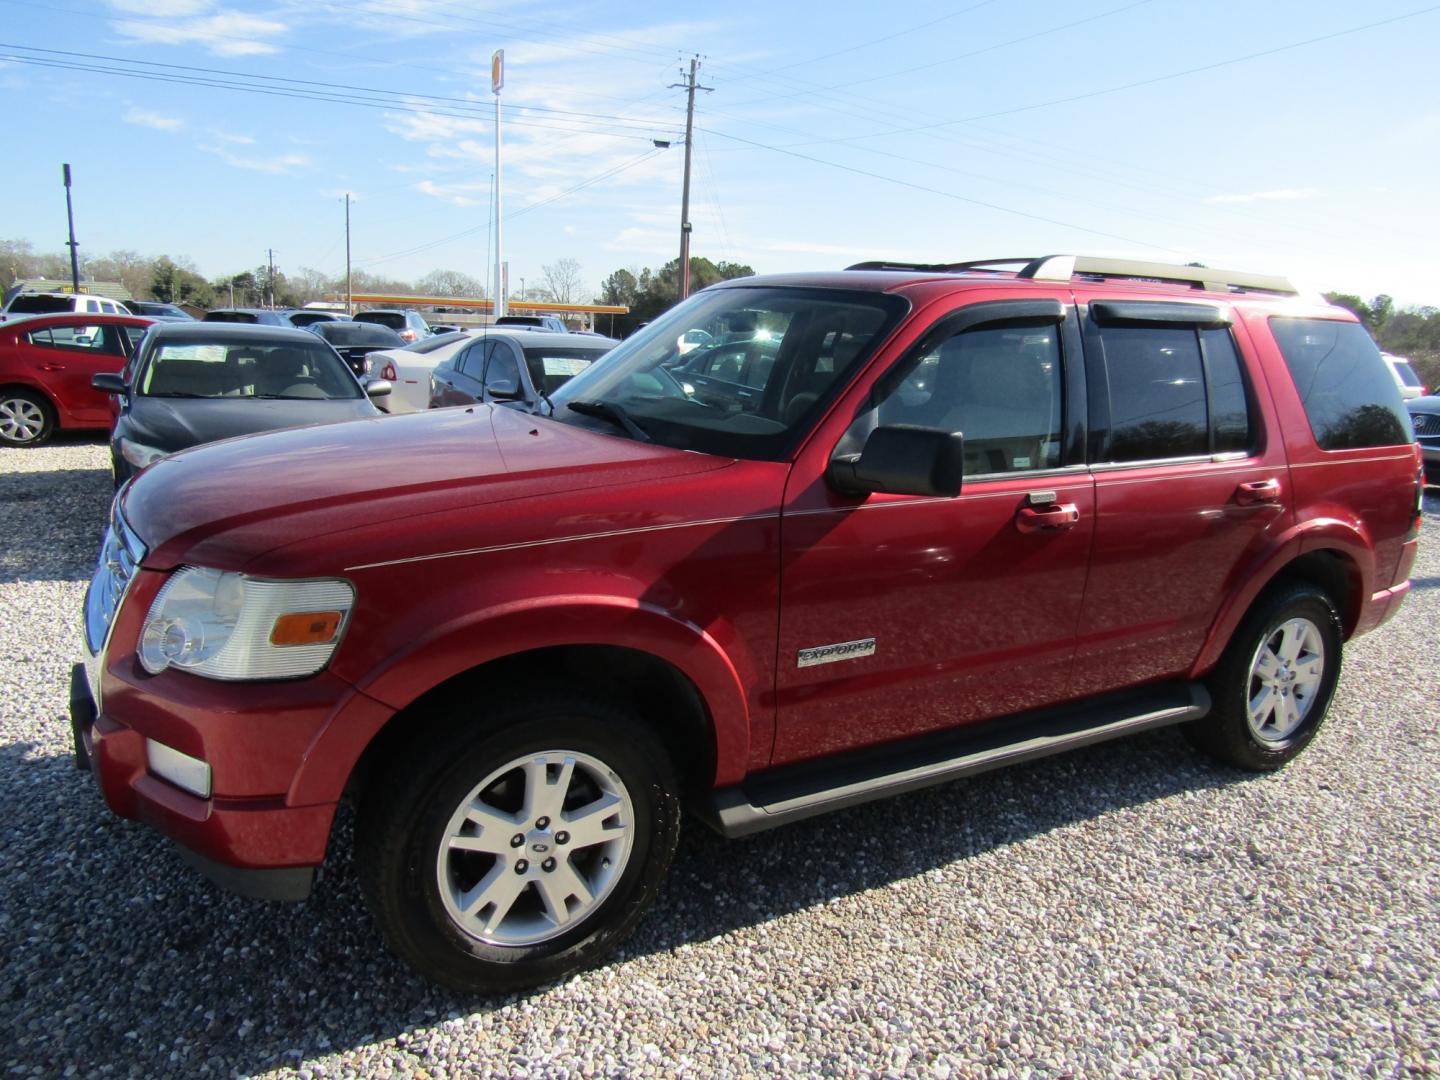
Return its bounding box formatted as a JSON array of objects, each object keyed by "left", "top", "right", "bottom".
[{"left": 3, "top": 437, "right": 1438, "bottom": 1076}]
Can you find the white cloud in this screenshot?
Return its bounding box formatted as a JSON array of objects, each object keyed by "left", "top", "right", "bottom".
[
  {"left": 414, "top": 178, "right": 488, "bottom": 207},
  {"left": 106, "top": 0, "right": 213, "bottom": 13},
  {"left": 1203, "top": 188, "right": 1320, "bottom": 205},
  {"left": 199, "top": 143, "right": 311, "bottom": 174},
  {"left": 211, "top": 131, "right": 256, "bottom": 145},
  {"left": 112, "top": 11, "right": 288, "bottom": 56},
  {"left": 123, "top": 107, "right": 183, "bottom": 131}
]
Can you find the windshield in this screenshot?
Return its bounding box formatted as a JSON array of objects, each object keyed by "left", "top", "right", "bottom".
[
  {"left": 316, "top": 322, "right": 405, "bottom": 346},
  {"left": 547, "top": 286, "right": 906, "bottom": 460},
  {"left": 522, "top": 346, "right": 610, "bottom": 395},
  {"left": 139, "top": 340, "right": 363, "bottom": 399},
  {"left": 407, "top": 331, "right": 468, "bottom": 353}
]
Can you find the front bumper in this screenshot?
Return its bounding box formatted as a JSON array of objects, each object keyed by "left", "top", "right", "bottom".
[
  {"left": 1419, "top": 441, "right": 1440, "bottom": 483},
  {"left": 70, "top": 659, "right": 338, "bottom": 901}
]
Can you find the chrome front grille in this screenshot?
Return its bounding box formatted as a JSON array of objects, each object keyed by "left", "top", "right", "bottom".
[
  {"left": 84, "top": 507, "right": 146, "bottom": 655},
  {"left": 1411, "top": 411, "right": 1440, "bottom": 438}
]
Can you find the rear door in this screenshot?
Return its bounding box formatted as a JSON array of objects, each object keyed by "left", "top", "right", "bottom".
[
  {"left": 1068, "top": 295, "right": 1291, "bottom": 695},
  {"left": 22, "top": 322, "right": 128, "bottom": 424},
  {"left": 438, "top": 339, "right": 491, "bottom": 404}
]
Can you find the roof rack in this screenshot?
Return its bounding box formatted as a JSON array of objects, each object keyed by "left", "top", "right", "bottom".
[{"left": 844, "top": 255, "right": 1297, "bottom": 296}]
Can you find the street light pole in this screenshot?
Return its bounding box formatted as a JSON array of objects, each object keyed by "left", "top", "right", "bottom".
[
  {"left": 62, "top": 163, "right": 80, "bottom": 295},
  {"left": 492, "top": 49, "right": 506, "bottom": 320},
  {"left": 345, "top": 193, "right": 353, "bottom": 316}
]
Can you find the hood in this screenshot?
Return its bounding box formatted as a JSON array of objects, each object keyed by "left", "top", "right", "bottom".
[
  {"left": 121, "top": 404, "right": 732, "bottom": 568},
  {"left": 124, "top": 395, "right": 380, "bottom": 451}
]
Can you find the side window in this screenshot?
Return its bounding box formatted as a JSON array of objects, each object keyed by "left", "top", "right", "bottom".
[
  {"left": 484, "top": 347, "right": 522, "bottom": 395},
  {"left": 25, "top": 329, "right": 54, "bottom": 348},
  {"left": 121, "top": 325, "right": 149, "bottom": 355},
  {"left": 1270, "top": 317, "right": 1411, "bottom": 450},
  {"left": 1201, "top": 328, "right": 1251, "bottom": 454},
  {"left": 457, "top": 340, "right": 491, "bottom": 379},
  {"left": 846, "top": 322, "right": 1064, "bottom": 475},
  {"left": 1097, "top": 325, "right": 1208, "bottom": 461},
  {"left": 46, "top": 325, "right": 121, "bottom": 354},
  {"left": 85, "top": 299, "right": 101, "bottom": 314}
]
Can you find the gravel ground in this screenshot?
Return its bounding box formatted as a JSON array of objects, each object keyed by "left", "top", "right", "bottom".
[{"left": 3, "top": 436, "right": 1438, "bottom": 1078}]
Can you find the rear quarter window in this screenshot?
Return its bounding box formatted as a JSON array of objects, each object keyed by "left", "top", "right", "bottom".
[{"left": 1270, "top": 318, "right": 1412, "bottom": 450}]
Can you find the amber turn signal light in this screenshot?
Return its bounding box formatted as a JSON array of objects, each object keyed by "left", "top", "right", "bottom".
[{"left": 270, "top": 611, "right": 343, "bottom": 647}]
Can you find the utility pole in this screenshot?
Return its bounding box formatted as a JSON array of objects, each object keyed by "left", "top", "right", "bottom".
[
  {"left": 671, "top": 57, "right": 711, "bottom": 301},
  {"left": 344, "top": 194, "right": 353, "bottom": 316},
  {"left": 267, "top": 248, "right": 275, "bottom": 309},
  {"left": 492, "top": 49, "right": 506, "bottom": 320},
  {"left": 62, "top": 164, "right": 80, "bottom": 294}
]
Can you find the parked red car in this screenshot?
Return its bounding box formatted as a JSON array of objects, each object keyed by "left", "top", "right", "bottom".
[
  {"left": 0, "top": 313, "right": 152, "bottom": 445},
  {"left": 72, "top": 255, "right": 1421, "bottom": 992}
]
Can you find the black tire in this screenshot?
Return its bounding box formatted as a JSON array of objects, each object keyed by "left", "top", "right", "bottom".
[
  {"left": 1185, "top": 581, "right": 1343, "bottom": 771},
  {"left": 355, "top": 694, "right": 681, "bottom": 993},
  {"left": 0, "top": 388, "right": 56, "bottom": 447}
]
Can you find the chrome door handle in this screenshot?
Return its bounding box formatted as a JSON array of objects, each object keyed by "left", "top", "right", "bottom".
[
  {"left": 1235, "top": 479, "right": 1281, "bottom": 506},
  {"left": 1016, "top": 503, "right": 1080, "bottom": 533}
]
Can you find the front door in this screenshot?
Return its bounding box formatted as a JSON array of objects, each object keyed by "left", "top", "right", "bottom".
[{"left": 772, "top": 297, "right": 1096, "bottom": 766}]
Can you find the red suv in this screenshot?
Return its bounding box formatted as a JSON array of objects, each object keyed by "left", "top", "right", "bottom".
[
  {"left": 72, "top": 256, "right": 1421, "bottom": 991},
  {"left": 0, "top": 313, "right": 152, "bottom": 445}
]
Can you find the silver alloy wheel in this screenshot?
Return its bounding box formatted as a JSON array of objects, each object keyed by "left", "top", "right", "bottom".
[
  {"left": 435, "top": 749, "right": 635, "bottom": 947},
  {"left": 1246, "top": 617, "right": 1326, "bottom": 742},
  {"left": 0, "top": 396, "right": 45, "bottom": 443}
]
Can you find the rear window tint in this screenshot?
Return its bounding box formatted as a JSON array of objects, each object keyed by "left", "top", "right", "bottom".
[
  {"left": 10, "top": 295, "right": 70, "bottom": 315},
  {"left": 203, "top": 311, "right": 260, "bottom": 324},
  {"left": 1270, "top": 318, "right": 1411, "bottom": 450},
  {"left": 1391, "top": 359, "right": 1422, "bottom": 388},
  {"left": 356, "top": 312, "right": 406, "bottom": 331}
]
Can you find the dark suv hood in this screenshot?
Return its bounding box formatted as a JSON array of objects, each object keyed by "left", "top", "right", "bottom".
[
  {"left": 121, "top": 404, "right": 730, "bottom": 568},
  {"left": 123, "top": 395, "right": 379, "bottom": 451}
]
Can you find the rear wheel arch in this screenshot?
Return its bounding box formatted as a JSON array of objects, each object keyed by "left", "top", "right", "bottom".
[
  {"left": 0, "top": 384, "right": 59, "bottom": 445},
  {"left": 1194, "top": 545, "right": 1362, "bottom": 678}
]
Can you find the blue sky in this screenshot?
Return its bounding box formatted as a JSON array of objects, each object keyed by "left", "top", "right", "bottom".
[{"left": 2, "top": 0, "right": 1438, "bottom": 305}]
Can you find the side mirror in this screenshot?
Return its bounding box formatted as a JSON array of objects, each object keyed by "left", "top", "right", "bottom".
[
  {"left": 91, "top": 372, "right": 127, "bottom": 395},
  {"left": 827, "top": 424, "right": 964, "bottom": 498},
  {"left": 365, "top": 379, "right": 392, "bottom": 399},
  {"left": 487, "top": 376, "right": 524, "bottom": 401}
]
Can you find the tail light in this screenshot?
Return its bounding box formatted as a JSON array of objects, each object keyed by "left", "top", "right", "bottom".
[
  {"left": 1408, "top": 458, "right": 1424, "bottom": 540},
  {"left": 400, "top": 330, "right": 418, "bottom": 343},
  {"left": 381, "top": 362, "right": 397, "bottom": 381}
]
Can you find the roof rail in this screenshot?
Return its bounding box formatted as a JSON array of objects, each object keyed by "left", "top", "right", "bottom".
[
  {"left": 1018, "top": 255, "right": 1296, "bottom": 295},
  {"left": 845, "top": 255, "right": 1297, "bottom": 295}
]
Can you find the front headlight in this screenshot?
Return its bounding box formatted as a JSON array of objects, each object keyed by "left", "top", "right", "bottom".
[
  {"left": 119, "top": 437, "right": 167, "bottom": 469},
  {"left": 138, "top": 566, "right": 354, "bottom": 680}
]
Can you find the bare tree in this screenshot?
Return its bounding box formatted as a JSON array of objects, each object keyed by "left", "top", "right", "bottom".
[
  {"left": 417, "top": 269, "right": 484, "bottom": 298},
  {"left": 540, "top": 258, "right": 585, "bottom": 305}
]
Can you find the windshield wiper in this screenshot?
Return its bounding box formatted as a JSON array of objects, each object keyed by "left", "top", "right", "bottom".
[{"left": 566, "top": 400, "right": 651, "bottom": 442}]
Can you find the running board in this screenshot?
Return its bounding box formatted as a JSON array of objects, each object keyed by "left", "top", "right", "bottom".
[{"left": 705, "top": 682, "right": 1210, "bottom": 838}]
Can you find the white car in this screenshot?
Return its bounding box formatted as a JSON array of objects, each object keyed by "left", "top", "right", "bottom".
[
  {"left": 1382, "top": 353, "right": 1425, "bottom": 400},
  {"left": 365, "top": 331, "right": 473, "bottom": 413},
  {"left": 1, "top": 291, "right": 130, "bottom": 323}
]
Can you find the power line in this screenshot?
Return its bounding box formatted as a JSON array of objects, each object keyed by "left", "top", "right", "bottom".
[
  {"left": 0, "top": 53, "right": 672, "bottom": 143},
  {"left": 781, "top": 4, "right": 1440, "bottom": 147},
  {"left": 358, "top": 147, "right": 669, "bottom": 267},
  {"left": 697, "top": 124, "right": 1180, "bottom": 254},
  {"left": 717, "top": 0, "right": 1157, "bottom": 108},
  {"left": 0, "top": 43, "right": 680, "bottom": 136}
]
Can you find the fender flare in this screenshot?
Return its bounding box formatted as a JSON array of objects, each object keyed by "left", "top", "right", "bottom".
[
  {"left": 287, "top": 595, "right": 756, "bottom": 805},
  {"left": 1190, "top": 518, "right": 1372, "bottom": 677}
]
